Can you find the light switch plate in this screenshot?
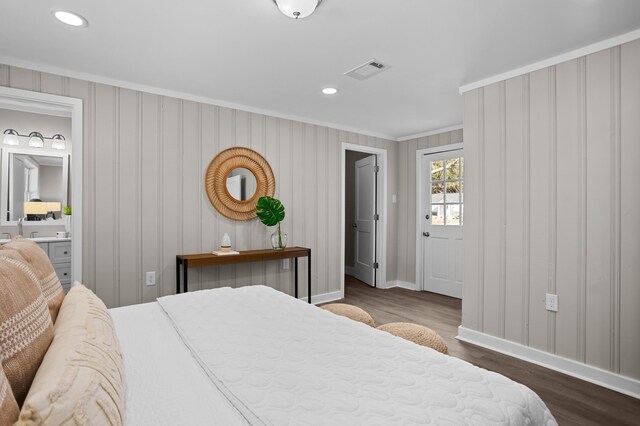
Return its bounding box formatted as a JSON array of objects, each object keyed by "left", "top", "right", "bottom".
[
  {"left": 545, "top": 293, "right": 558, "bottom": 312},
  {"left": 146, "top": 271, "right": 156, "bottom": 286},
  {"left": 283, "top": 259, "right": 290, "bottom": 270}
]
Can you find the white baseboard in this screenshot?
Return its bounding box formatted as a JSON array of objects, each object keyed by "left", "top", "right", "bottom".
[
  {"left": 385, "top": 280, "right": 419, "bottom": 291},
  {"left": 384, "top": 280, "right": 399, "bottom": 289},
  {"left": 299, "top": 290, "right": 343, "bottom": 305},
  {"left": 457, "top": 326, "right": 640, "bottom": 399},
  {"left": 378, "top": 280, "right": 395, "bottom": 289}
]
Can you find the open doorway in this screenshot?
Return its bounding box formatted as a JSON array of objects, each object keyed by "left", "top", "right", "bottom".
[
  {"left": 340, "top": 143, "right": 387, "bottom": 297},
  {"left": 345, "top": 151, "right": 376, "bottom": 286}
]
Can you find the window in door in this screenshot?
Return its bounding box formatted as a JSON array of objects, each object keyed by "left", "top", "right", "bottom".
[{"left": 430, "top": 157, "right": 463, "bottom": 226}]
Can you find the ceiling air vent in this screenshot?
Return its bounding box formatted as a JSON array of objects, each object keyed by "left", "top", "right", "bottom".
[{"left": 344, "top": 59, "right": 390, "bottom": 81}]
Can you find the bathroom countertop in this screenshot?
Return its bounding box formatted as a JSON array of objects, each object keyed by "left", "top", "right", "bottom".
[{"left": 0, "top": 237, "right": 72, "bottom": 244}]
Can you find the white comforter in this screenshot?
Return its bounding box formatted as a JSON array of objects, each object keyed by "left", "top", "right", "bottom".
[
  {"left": 111, "top": 302, "right": 250, "bottom": 426},
  {"left": 157, "top": 285, "right": 557, "bottom": 425}
]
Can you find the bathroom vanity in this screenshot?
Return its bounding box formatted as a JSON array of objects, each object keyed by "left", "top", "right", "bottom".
[{"left": 1, "top": 237, "right": 72, "bottom": 292}]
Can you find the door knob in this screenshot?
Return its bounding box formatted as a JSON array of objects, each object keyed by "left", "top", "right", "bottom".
[
  {"left": 352, "top": 223, "right": 357, "bottom": 228},
  {"left": 423, "top": 232, "right": 430, "bottom": 237}
]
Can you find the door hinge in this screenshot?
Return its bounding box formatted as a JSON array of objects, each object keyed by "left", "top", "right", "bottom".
[
  {"left": 373, "top": 262, "right": 379, "bottom": 269},
  {"left": 374, "top": 165, "right": 380, "bottom": 173},
  {"left": 373, "top": 213, "right": 379, "bottom": 220}
]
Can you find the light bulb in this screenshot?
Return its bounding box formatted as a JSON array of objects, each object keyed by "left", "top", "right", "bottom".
[
  {"left": 28, "top": 132, "right": 44, "bottom": 148},
  {"left": 51, "top": 134, "right": 66, "bottom": 150},
  {"left": 3, "top": 129, "right": 19, "bottom": 146}
]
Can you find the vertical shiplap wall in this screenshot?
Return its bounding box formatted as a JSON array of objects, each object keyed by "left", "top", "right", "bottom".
[
  {"left": 462, "top": 40, "right": 640, "bottom": 380},
  {"left": 0, "top": 64, "right": 398, "bottom": 307},
  {"left": 396, "top": 129, "right": 463, "bottom": 284}
]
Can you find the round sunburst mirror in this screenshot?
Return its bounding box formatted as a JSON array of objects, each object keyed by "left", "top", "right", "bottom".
[{"left": 205, "top": 147, "right": 275, "bottom": 221}]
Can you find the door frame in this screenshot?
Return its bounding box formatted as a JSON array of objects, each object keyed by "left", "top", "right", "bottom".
[
  {"left": 415, "top": 143, "right": 463, "bottom": 292},
  {"left": 340, "top": 143, "right": 388, "bottom": 298},
  {"left": 0, "top": 86, "right": 83, "bottom": 284}
]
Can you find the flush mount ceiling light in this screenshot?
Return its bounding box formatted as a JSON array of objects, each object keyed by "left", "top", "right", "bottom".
[
  {"left": 53, "top": 10, "right": 87, "bottom": 27},
  {"left": 322, "top": 87, "right": 338, "bottom": 95},
  {"left": 273, "top": 0, "right": 323, "bottom": 19}
]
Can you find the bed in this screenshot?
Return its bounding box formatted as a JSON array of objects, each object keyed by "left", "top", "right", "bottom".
[
  {"left": 110, "top": 285, "right": 557, "bottom": 425},
  {"left": 0, "top": 234, "right": 556, "bottom": 425}
]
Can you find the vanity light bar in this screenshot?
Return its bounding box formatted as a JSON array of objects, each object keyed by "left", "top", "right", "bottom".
[{"left": 2, "top": 129, "right": 66, "bottom": 149}]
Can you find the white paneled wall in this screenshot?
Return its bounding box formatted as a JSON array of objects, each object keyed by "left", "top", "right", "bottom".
[
  {"left": 396, "top": 129, "right": 463, "bottom": 284},
  {"left": 462, "top": 40, "right": 640, "bottom": 380},
  {"left": 0, "top": 64, "right": 398, "bottom": 308}
]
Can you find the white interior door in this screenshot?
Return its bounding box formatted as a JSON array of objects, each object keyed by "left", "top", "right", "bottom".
[
  {"left": 353, "top": 155, "right": 377, "bottom": 286},
  {"left": 421, "top": 150, "right": 464, "bottom": 298}
]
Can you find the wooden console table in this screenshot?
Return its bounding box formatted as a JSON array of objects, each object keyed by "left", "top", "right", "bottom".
[{"left": 176, "top": 247, "right": 312, "bottom": 303}]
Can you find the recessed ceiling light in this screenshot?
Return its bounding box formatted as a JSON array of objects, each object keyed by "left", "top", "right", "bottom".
[
  {"left": 322, "top": 87, "right": 338, "bottom": 95},
  {"left": 53, "top": 10, "right": 87, "bottom": 27}
]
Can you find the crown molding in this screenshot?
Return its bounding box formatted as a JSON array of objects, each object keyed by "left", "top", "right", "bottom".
[
  {"left": 459, "top": 27, "right": 640, "bottom": 94},
  {"left": 0, "top": 55, "right": 398, "bottom": 142},
  {"left": 397, "top": 124, "right": 463, "bottom": 142}
]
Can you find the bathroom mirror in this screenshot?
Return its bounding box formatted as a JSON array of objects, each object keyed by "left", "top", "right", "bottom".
[
  {"left": 0, "top": 148, "right": 69, "bottom": 225},
  {"left": 226, "top": 167, "right": 257, "bottom": 201},
  {"left": 205, "top": 147, "right": 275, "bottom": 221}
]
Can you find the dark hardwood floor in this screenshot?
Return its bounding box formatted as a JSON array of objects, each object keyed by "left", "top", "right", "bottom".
[{"left": 331, "top": 276, "right": 640, "bottom": 426}]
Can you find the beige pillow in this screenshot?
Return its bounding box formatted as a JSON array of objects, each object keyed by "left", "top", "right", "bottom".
[
  {"left": 1, "top": 238, "right": 65, "bottom": 323},
  {"left": 17, "top": 283, "right": 124, "bottom": 426},
  {"left": 0, "top": 255, "right": 54, "bottom": 406},
  {"left": 0, "top": 368, "right": 19, "bottom": 425}
]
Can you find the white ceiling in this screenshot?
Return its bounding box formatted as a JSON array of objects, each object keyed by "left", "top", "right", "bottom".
[{"left": 1, "top": 0, "right": 639, "bottom": 140}]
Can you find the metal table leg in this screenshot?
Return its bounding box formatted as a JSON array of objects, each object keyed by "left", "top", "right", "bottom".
[
  {"left": 176, "top": 257, "right": 181, "bottom": 294},
  {"left": 183, "top": 259, "right": 189, "bottom": 293},
  {"left": 294, "top": 257, "right": 298, "bottom": 299},
  {"left": 308, "top": 250, "right": 311, "bottom": 304}
]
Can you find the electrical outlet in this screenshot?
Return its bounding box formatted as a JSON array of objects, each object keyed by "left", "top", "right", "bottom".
[
  {"left": 545, "top": 293, "right": 558, "bottom": 312},
  {"left": 283, "top": 259, "right": 290, "bottom": 270},
  {"left": 146, "top": 271, "right": 156, "bottom": 286}
]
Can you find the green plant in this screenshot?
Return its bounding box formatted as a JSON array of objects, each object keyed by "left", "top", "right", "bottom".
[
  {"left": 256, "top": 196, "right": 285, "bottom": 248},
  {"left": 63, "top": 206, "right": 72, "bottom": 216}
]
